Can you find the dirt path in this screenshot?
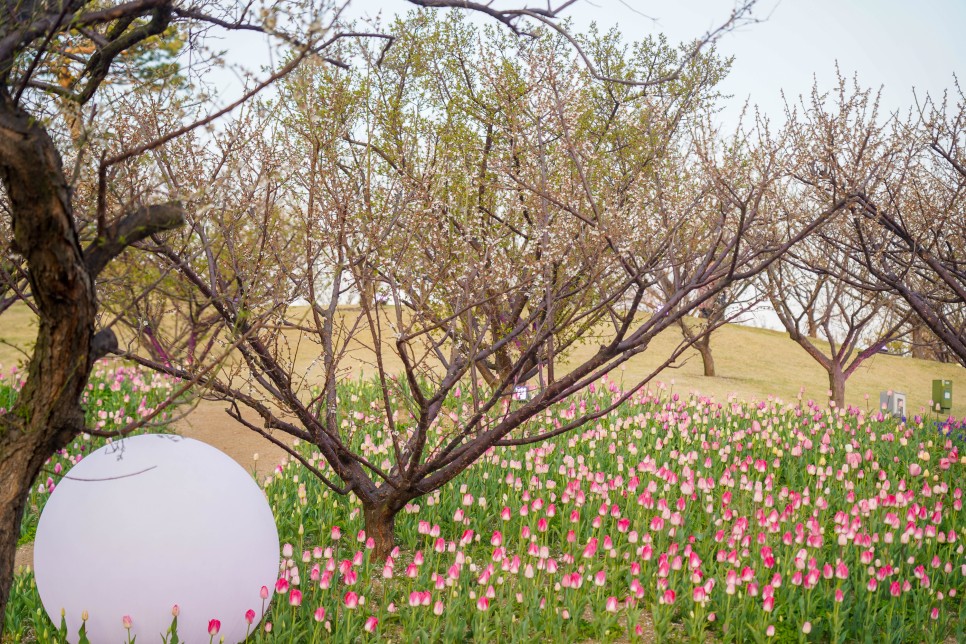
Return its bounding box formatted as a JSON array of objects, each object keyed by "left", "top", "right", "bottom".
[{"left": 14, "top": 400, "right": 294, "bottom": 573}]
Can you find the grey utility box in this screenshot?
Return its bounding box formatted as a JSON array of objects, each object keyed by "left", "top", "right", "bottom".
[
  {"left": 932, "top": 379, "right": 953, "bottom": 413},
  {"left": 880, "top": 391, "right": 907, "bottom": 417}
]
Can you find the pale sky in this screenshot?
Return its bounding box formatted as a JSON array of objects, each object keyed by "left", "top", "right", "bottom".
[
  {"left": 333, "top": 0, "right": 966, "bottom": 124},
  {"left": 214, "top": 1, "right": 965, "bottom": 124}
]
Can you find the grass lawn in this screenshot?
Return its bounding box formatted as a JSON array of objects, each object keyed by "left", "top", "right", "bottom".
[{"left": 2, "top": 303, "right": 960, "bottom": 418}]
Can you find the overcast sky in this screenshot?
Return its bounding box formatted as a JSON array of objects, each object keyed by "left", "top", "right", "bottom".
[
  {"left": 215, "top": 0, "right": 965, "bottom": 124},
  {"left": 330, "top": 0, "right": 965, "bottom": 124}
]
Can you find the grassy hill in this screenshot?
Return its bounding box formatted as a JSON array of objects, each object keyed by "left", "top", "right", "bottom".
[{"left": 1, "top": 303, "right": 963, "bottom": 418}]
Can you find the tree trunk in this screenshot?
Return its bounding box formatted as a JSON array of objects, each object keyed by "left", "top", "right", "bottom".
[
  {"left": 695, "top": 335, "right": 716, "bottom": 377},
  {"left": 0, "top": 91, "right": 182, "bottom": 628},
  {"left": 0, "top": 91, "right": 99, "bottom": 626},
  {"left": 911, "top": 322, "right": 939, "bottom": 361},
  {"left": 829, "top": 367, "right": 846, "bottom": 408},
  {"left": 806, "top": 317, "right": 819, "bottom": 339},
  {"left": 0, "top": 431, "right": 59, "bottom": 613},
  {"left": 363, "top": 500, "right": 399, "bottom": 564}
]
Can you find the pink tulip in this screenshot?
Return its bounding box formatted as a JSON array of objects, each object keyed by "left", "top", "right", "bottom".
[
  {"left": 345, "top": 591, "right": 360, "bottom": 609},
  {"left": 245, "top": 609, "right": 256, "bottom": 624},
  {"left": 835, "top": 561, "right": 849, "bottom": 579},
  {"left": 364, "top": 616, "right": 378, "bottom": 633},
  {"left": 208, "top": 619, "right": 221, "bottom": 636}
]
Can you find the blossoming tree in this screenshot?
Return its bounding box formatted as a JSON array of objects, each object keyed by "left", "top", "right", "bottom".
[{"left": 121, "top": 10, "right": 844, "bottom": 560}]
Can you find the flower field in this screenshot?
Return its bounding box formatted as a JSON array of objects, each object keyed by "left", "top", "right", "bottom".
[
  {"left": 7, "top": 370, "right": 966, "bottom": 643},
  {"left": 1, "top": 363, "right": 178, "bottom": 550}
]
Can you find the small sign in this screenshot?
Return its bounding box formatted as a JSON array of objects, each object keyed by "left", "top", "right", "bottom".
[
  {"left": 879, "top": 391, "right": 906, "bottom": 417},
  {"left": 512, "top": 386, "right": 529, "bottom": 401}
]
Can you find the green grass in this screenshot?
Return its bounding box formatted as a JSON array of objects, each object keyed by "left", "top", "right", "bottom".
[
  {"left": 1, "top": 302, "right": 963, "bottom": 418},
  {"left": 9, "top": 378, "right": 966, "bottom": 642}
]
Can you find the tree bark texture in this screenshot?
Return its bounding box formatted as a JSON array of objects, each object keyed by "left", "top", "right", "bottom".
[
  {"left": 363, "top": 500, "right": 401, "bottom": 564},
  {"left": 0, "top": 90, "right": 183, "bottom": 626},
  {"left": 0, "top": 90, "right": 98, "bottom": 621}
]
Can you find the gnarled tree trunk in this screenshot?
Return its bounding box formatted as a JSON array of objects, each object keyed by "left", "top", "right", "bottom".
[
  {"left": 0, "top": 90, "right": 98, "bottom": 623},
  {"left": 0, "top": 89, "right": 182, "bottom": 626}
]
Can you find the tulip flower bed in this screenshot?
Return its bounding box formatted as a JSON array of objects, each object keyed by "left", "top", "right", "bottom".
[
  {"left": 3, "top": 363, "right": 179, "bottom": 641},
  {"left": 1, "top": 362, "right": 179, "bottom": 549},
  {"left": 255, "top": 379, "right": 966, "bottom": 643},
  {"left": 8, "top": 374, "right": 966, "bottom": 643}
]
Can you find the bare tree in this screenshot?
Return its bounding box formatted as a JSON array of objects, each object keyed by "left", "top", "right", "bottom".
[
  {"left": 2, "top": 0, "right": 565, "bottom": 622},
  {"left": 652, "top": 117, "right": 766, "bottom": 377},
  {"left": 762, "top": 236, "right": 910, "bottom": 407},
  {"left": 779, "top": 74, "right": 965, "bottom": 370},
  {"left": 845, "top": 84, "right": 966, "bottom": 365},
  {"left": 122, "top": 11, "right": 840, "bottom": 560},
  {"left": 656, "top": 277, "right": 757, "bottom": 377},
  {"left": 769, "top": 77, "right": 922, "bottom": 407}
]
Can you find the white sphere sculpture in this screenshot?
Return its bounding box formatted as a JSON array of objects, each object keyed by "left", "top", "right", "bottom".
[{"left": 34, "top": 434, "right": 279, "bottom": 643}]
